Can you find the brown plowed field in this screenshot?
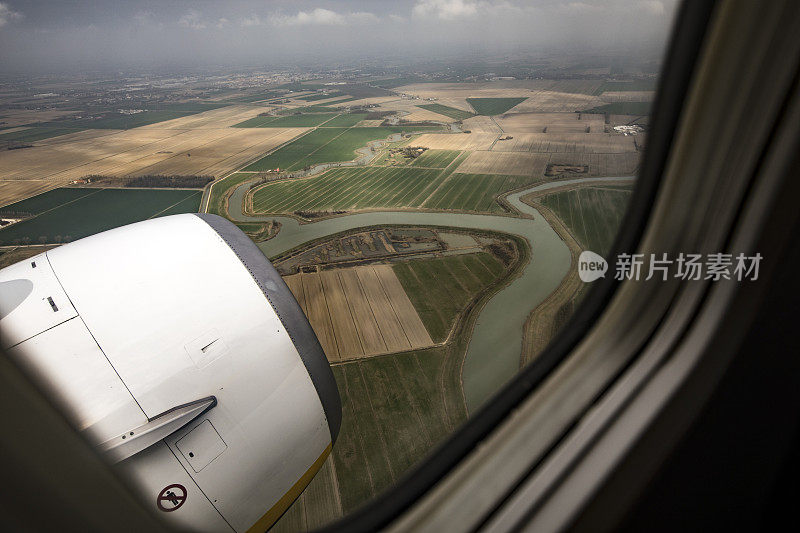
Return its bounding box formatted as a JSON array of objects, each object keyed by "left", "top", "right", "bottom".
[
  {"left": 283, "top": 265, "right": 434, "bottom": 362},
  {"left": 0, "top": 106, "right": 306, "bottom": 205}
]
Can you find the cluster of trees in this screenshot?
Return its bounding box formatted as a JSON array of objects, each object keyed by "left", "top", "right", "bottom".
[
  {"left": 487, "top": 241, "right": 517, "bottom": 266},
  {"left": 294, "top": 209, "right": 348, "bottom": 219},
  {"left": 0, "top": 209, "right": 33, "bottom": 219},
  {"left": 83, "top": 174, "right": 213, "bottom": 189},
  {"left": 3, "top": 141, "right": 33, "bottom": 151}
]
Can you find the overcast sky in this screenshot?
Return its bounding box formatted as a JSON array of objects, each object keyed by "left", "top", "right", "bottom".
[{"left": 0, "top": 0, "right": 679, "bottom": 74}]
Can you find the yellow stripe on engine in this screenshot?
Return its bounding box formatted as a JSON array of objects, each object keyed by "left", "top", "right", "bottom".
[{"left": 246, "top": 442, "right": 333, "bottom": 532}]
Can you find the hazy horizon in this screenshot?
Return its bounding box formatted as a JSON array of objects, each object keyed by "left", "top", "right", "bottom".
[{"left": 0, "top": 0, "right": 678, "bottom": 75}]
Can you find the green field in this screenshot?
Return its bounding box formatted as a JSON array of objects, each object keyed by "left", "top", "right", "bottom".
[
  {"left": 416, "top": 103, "right": 475, "bottom": 121},
  {"left": 273, "top": 250, "right": 510, "bottom": 530},
  {"left": 233, "top": 113, "right": 339, "bottom": 128},
  {"left": 288, "top": 104, "right": 342, "bottom": 113},
  {"left": 250, "top": 154, "right": 535, "bottom": 215},
  {"left": 250, "top": 160, "right": 536, "bottom": 216},
  {"left": 272, "top": 344, "right": 466, "bottom": 531},
  {"left": 242, "top": 128, "right": 345, "bottom": 171},
  {"left": 0, "top": 188, "right": 201, "bottom": 245},
  {"left": 581, "top": 101, "right": 652, "bottom": 115},
  {"left": 206, "top": 173, "right": 257, "bottom": 216},
  {"left": 592, "top": 79, "right": 657, "bottom": 96},
  {"left": 0, "top": 126, "right": 86, "bottom": 143},
  {"left": 538, "top": 184, "right": 633, "bottom": 255},
  {"left": 467, "top": 97, "right": 527, "bottom": 115},
  {"left": 423, "top": 172, "right": 538, "bottom": 212},
  {"left": 408, "top": 149, "right": 462, "bottom": 168},
  {"left": 319, "top": 113, "right": 368, "bottom": 128},
  {"left": 251, "top": 166, "right": 446, "bottom": 213},
  {"left": 394, "top": 252, "right": 506, "bottom": 342},
  {"left": 298, "top": 91, "right": 346, "bottom": 101},
  {"left": 243, "top": 127, "right": 427, "bottom": 172}
]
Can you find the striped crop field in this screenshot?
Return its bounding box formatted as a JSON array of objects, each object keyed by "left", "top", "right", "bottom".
[
  {"left": 538, "top": 184, "right": 633, "bottom": 255},
  {"left": 393, "top": 252, "right": 507, "bottom": 342},
  {"left": 242, "top": 128, "right": 345, "bottom": 171},
  {"left": 250, "top": 157, "right": 536, "bottom": 215},
  {"left": 243, "top": 127, "right": 411, "bottom": 172},
  {"left": 273, "top": 343, "right": 465, "bottom": 531},
  {"left": 251, "top": 166, "right": 446, "bottom": 213},
  {"left": 423, "top": 172, "right": 538, "bottom": 212},
  {"left": 408, "top": 149, "right": 462, "bottom": 168}
]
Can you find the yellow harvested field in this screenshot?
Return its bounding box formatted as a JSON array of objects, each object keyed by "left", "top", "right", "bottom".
[
  {"left": 299, "top": 271, "right": 341, "bottom": 362},
  {"left": 368, "top": 99, "right": 450, "bottom": 123},
  {"left": 283, "top": 265, "right": 434, "bottom": 362},
  {"left": 371, "top": 265, "right": 431, "bottom": 348},
  {"left": 412, "top": 133, "right": 498, "bottom": 151},
  {"left": 461, "top": 116, "right": 502, "bottom": 134},
  {"left": 427, "top": 97, "right": 474, "bottom": 113},
  {"left": 137, "top": 105, "right": 271, "bottom": 129},
  {"left": 355, "top": 266, "right": 411, "bottom": 353},
  {"left": 319, "top": 270, "right": 364, "bottom": 358},
  {"left": 454, "top": 151, "right": 546, "bottom": 176},
  {"left": 122, "top": 128, "right": 307, "bottom": 177},
  {"left": 494, "top": 112, "right": 605, "bottom": 134},
  {"left": 337, "top": 269, "right": 387, "bottom": 355},
  {"left": 508, "top": 91, "right": 603, "bottom": 113},
  {"left": 0, "top": 180, "right": 57, "bottom": 206},
  {"left": 399, "top": 107, "right": 451, "bottom": 123},
  {"left": 0, "top": 106, "right": 308, "bottom": 204},
  {"left": 490, "top": 132, "right": 637, "bottom": 153}
]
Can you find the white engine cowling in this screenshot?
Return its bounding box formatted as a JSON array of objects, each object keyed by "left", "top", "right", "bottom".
[{"left": 0, "top": 213, "right": 341, "bottom": 532}]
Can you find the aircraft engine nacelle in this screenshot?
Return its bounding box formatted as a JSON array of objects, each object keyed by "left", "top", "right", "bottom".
[{"left": 0, "top": 213, "right": 341, "bottom": 532}]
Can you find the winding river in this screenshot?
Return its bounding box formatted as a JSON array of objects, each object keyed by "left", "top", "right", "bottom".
[{"left": 227, "top": 175, "right": 635, "bottom": 411}]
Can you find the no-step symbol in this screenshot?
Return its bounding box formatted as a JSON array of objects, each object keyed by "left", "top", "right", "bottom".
[{"left": 157, "top": 484, "right": 187, "bottom": 512}]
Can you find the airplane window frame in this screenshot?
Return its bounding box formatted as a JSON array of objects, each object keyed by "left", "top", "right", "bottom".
[{"left": 317, "top": 1, "right": 718, "bottom": 531}]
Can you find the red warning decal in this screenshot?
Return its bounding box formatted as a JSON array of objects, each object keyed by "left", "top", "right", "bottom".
[{"left": 157, "top": 484, "right": 187, "bottom": 512}]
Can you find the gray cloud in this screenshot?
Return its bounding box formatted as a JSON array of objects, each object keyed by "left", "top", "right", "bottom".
[
  {"left": 0, "top": 0, "right": 679, "bottom": 74},
  {"left": 0, "top": 1, "right": 23, "bottom": 27},
  {"left": 178, "top": 9, "right": 206, "bottom": 30},
  {"left": 271, "top": 7, "right": 378, "bottom": 26},
  {"left": 412, "top": 0, "right": 479, "bottom": 20}
]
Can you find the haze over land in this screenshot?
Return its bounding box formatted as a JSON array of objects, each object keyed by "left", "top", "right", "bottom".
[{"left": 0, "top": 0, "right": 677, "bottom": 73}]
